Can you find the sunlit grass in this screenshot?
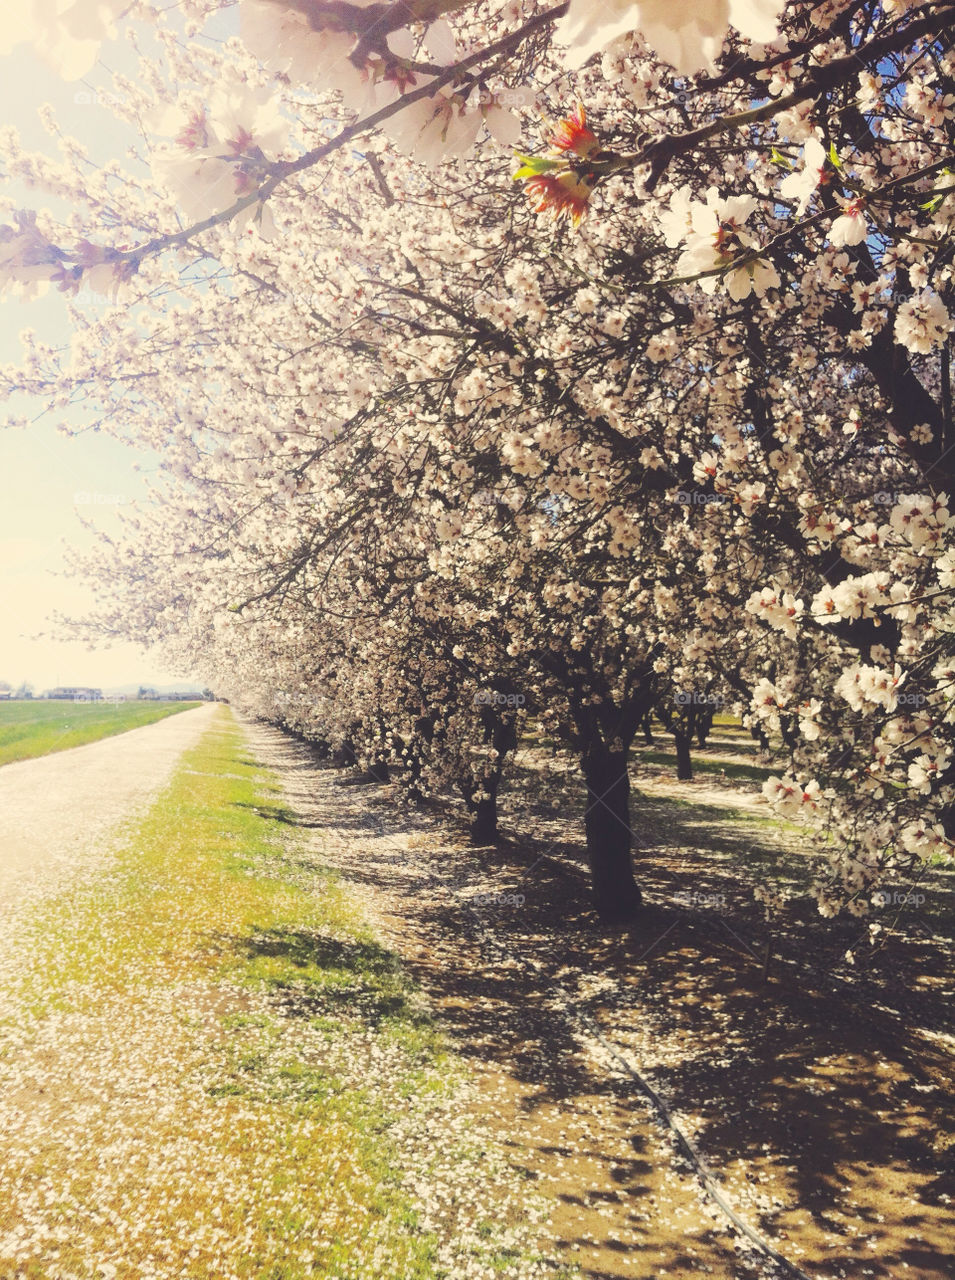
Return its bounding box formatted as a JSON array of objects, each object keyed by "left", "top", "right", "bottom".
[
  {"left": 629, "top": 744, "right": 774, "bottom": 782},
  {"left": 0, "top": 711, "right": 549, "bottom": 1279},
  {"left": 0, "top": 698, "right": 201, "bottom": 767}
]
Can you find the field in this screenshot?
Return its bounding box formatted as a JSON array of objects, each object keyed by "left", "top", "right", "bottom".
[{"left": 0, "top": 699, "right": 201, "bottom": 767}]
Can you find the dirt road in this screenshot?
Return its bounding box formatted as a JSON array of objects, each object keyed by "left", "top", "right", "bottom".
[{"left": 0, "top": 703, "right": 217, "bottom": 914}]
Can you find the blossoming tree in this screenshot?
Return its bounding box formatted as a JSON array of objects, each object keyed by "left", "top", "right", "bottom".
[{"left": 2, "top": 0, "right": 955, "bottom": 921}]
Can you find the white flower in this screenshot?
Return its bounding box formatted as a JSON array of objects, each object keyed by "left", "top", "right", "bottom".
[
  {"left": 745, "top": 586, "right": 804, "bottom": 638},
  {"left": 673, "top": 188, "right": 776, "bottom": 298},
  {"left": 241, "top": 0, "right": 364, "bottom": 100},
  {"left": 381, "top": 89, "right": 482, "bottom": 166},
  {"left": 936, "top": 550, "right": 955, "bottom": 588},
  {"left": 424, "top": 19, "right": 457, "bottom": 65},
  {"left": 483, "top": 105, "right": 522, "bottom": 146},
  {"left": 908, "top": 754, "right": 943, "bottom": 793},
  {"left": 779, "top": 136, "right": 827, "bottom": 214},
  {"left": 799, "top": 699, "right": 822, "bottom": 740},
  {"left": 556, "top": 0, "right": 785, "bottom": 75},
  {"left": 894, "top": 291, "right": 952, "bottom": 355},
  {"left": 2, "top": 0, "right": 127, "bottom": 79},
  {"left": 762, "top": 774, "right": 818, "bottom": 818},
  {"left": 658, "top": 184, "right": 696, "bottom": 248},
  {"left": 209, "top": 82, "right": 288, "bottom": 159},
  {"left": 899, "top": 821, "right": 947, "bottom": 856},
  {"left": 829, "top": 198, "right": 868, "bottom": 247},
  {"left": 435, "top": 512, "right": 463, "bottom": 540},
  {"left": 725, "top": 257, "right": 780, "bottom": 300},
  {"left": 736, "top": 480, "right": 767, "bottom": 514},
  {"left": 0, "top": 210, "right": 61, "bottom": 299}
]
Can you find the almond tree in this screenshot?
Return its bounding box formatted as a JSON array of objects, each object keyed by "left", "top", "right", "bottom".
[{"left": 3, "top": 0, "right": 955, "bottom": 926}]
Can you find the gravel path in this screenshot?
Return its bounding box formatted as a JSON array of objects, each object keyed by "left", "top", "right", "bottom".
[{"left": 0, "top": 703, "right": 218, "bottom": 916}]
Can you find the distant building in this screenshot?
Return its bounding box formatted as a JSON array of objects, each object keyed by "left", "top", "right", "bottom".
[
  {"left": 0, "top": 683, "right": 12, "bottom": 700},
  {"left": 46, "top": 687, "right": 103, "bottom": 701}
]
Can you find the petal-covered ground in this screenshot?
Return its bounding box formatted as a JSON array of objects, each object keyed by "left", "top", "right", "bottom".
[
  {"left": 244, "top": 717, "right": 954, "bottom": 1280},
  {"left": 1, "top": 707, "right": 951, "bottom": 1279},
  {"left": 0, "top": 709, "right": 563, "bottom": 1279}
]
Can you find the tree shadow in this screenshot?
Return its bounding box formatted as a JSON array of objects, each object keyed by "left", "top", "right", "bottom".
[{"left": 242, "top": 718, "right": 955, "bottom": 1280}]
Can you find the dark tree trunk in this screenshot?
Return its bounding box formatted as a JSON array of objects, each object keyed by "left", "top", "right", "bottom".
[
  {"left": 470, "top": 793, "right": 498, "bottom": 844},
  {"left": 642, "top": 712, "right": 655, "bottom": 746},
  {"left": 779, "top": 712, "right": 799, "bottom": 751},
  {"left": 366, "top": 758, "right": 390, "bottom": 783},
  {"left": 582, "top": 745, "right": 642, "bottom": 923},
  {"left": 674, "top": 731, "right": 693, "bottom": 780},
  {"left": 464, "top": 706, "right": 519, "bottom": 846},
  {"left": 403, "top": 714, "right": 436, "bottom": 804}
]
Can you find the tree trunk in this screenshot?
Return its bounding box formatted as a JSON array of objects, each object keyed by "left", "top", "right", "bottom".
[
  {"left": 470, "top": 793, "right": 498, "bottom": 844},
  {"left": 464, "top": 707, "right": 519, "bottom": 845},
  {"left": 582, "top": 746, "right": 642, "bottom": 923},
  {"left": 674, "top": 731, "right": 693, "bottom": 780}
]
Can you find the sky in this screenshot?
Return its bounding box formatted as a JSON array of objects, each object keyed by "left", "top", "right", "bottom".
[{"left": 0, "top": 23, "right": 200, "bottom": 693}]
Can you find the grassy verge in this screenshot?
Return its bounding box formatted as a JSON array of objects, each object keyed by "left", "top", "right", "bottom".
[
  {"left": 0, "top": 699, "right": 201, "bottom": 767},
  {"left": 0, "top": 710, "right": 554, "bottom": 1280},
  {"left": 629, "top": 745, "right": 774, "bottom": 783}
]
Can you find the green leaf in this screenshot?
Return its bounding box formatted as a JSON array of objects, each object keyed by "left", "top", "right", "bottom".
[{"left": 512, "top": 154, "right": 563, "bottom": 180}]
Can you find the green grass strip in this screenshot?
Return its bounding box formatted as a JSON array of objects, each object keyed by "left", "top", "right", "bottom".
[{"left": 0, "top": 699, "right": 202, "bottom": 767}]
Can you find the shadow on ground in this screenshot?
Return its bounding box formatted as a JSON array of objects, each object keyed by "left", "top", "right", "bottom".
[{"left": 243, "top": 722, "right": 955, "bottom": 1280}]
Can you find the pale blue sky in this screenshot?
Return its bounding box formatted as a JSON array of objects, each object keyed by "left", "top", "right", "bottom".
[{"left": 0, "top": 19, "right": 205, "bottom": 691}]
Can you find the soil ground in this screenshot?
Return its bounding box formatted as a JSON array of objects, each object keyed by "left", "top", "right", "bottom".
[{"left": 245, "top": 717, "right": 955, "bottom": 1280}]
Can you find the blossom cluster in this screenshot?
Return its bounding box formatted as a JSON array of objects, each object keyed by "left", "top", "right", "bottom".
[{"left": 1, "top": 0, "right": 954, "bottom": 925}]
